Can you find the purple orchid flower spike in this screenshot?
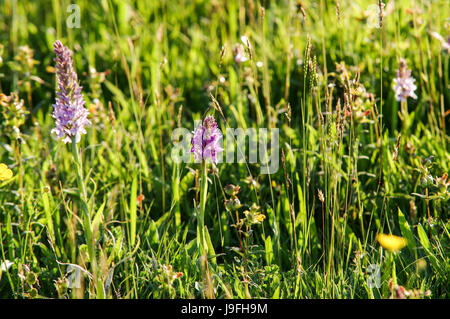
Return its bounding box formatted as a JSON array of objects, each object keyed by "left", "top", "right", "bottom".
[
  {"left": 52, "top": 40, "right": 91, "bottom": 144},
  {"left": 191, "top": 115, "right": 224, "bottom": 164},
  {"left": 393, "top": 58, "right": 417, "bottom": 102}
]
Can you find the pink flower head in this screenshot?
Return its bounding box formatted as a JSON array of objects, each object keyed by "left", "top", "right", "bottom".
[
  {"left": 52, "top": 40, "right": 90, "bottom": 144},
  {"left": 233, "top": 44, "right": 248, "bottom": 63},
  {"left": 191, "top": 115, "right": 223, "bottom": 164},
  {"left": 393, "top": 58, "right": 417, "bottom": 102},
  {"left": 233, "top": 37, "right": 251, "bottom": 64}
]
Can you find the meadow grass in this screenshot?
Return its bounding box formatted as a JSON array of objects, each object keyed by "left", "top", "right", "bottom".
[{"left": 0, "top": 0, "right": 448, "bottom": 299}]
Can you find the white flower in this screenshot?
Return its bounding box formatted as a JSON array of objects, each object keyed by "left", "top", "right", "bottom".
[
  {"left": 233, "top": 44, "right": 248, "bottom": 63},
  {"left": 0, "top": 260, "right": 13, "bottom": 272},
  {"left": 240, "top": 35, "right": 252, "bottom": 49}
]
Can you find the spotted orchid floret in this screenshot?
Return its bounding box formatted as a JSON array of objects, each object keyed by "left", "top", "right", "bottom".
[
  {"left": 191, "top": 115, "right": 223, "bottom": 164},
  {"left": 233, "top": 36, "right": 252, "bottom": 63},
  {"left": 393, "top": 58, "right": 417, "bottom": 102},
  {"left": 233, "top": 44, "right": 248, "bottom": 63},
  {"left": 52, "top": 40, "right": 90, "bottom": 144}
]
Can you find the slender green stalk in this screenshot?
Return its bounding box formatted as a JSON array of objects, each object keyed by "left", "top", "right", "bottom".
[
  {"left": 198, "top": 160, "right": 208, "bottom": 258},
  {"left": 0, "top": 227, "right": 16, "bottom": 297},
  {"left": 71, "top": 137, "right": 99, "bottom": 297}
]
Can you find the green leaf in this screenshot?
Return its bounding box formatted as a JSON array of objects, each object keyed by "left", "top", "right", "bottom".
[
  {"left": 417, "top": 224, "right": 440, "bottom": 272},
  {"left": 204, "top": 225, "right": 216, "bottom": 265},
  {"left": 149, "top": 220, "right": 159, "bottom": 247},
  {"left": 398, "top": 208, "right": 416, "bottom": 254},
  {"left": 265, "top": 235, "right": 273, "bottom": 265},
  {"left": 417, "top": 224, "right": 431, "bottom": 251},
  {"left": 41, "top": 184, "right": 55, "bottom": 242},
  {"left": 272, "top": 286, "right": 280, "bottom": 299},
  {"left": 130, "top": 171, "right": 138, "bottom": 247},
  {"left": 92, "top": 201, "right": 106, "bottom": 241}
]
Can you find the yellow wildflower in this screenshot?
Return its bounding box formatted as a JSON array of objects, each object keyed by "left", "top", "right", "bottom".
[
  {"left": 0, "top": 163, "right": 13, "bottom": 181},
  {"left": 255, "top": 214, "right": 266, "bottom": 222},
  {"left": 376, "top": 233, "right": 407, "bottom": 252}
]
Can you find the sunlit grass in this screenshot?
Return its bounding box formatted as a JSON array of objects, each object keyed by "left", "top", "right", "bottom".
[{"left": 0, "top": 0, "right": 448, "bottom": 299}]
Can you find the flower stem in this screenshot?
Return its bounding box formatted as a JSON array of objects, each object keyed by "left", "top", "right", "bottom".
[
  {"left": 71, "top": 139, "right": 87, "bottom": 201},
  {"left": 71, "top": 137, "right": 97, "bottom": 292},
  {"left": 198, "top": 160, "right": 208, "bottom": 257}
]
